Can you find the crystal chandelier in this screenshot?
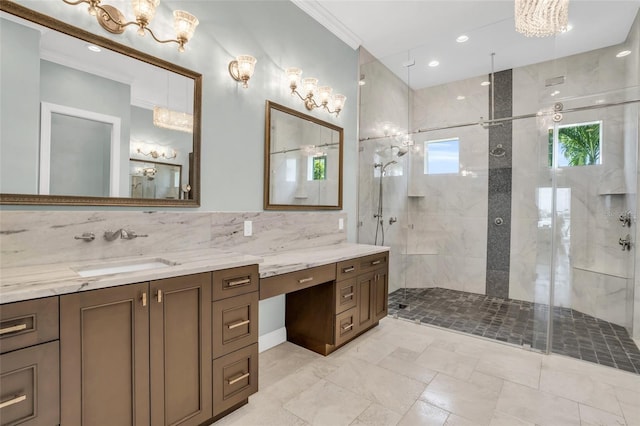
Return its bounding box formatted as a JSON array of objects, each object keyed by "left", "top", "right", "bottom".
[
  {"left": 515, "top": 0, "right": 569, "bottom": 37},
  {"left": 153, "top": 107, "right": 193, "bottom": 133}
]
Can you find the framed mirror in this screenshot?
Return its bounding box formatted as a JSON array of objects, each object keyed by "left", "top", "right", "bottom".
[
  {"left": 264, "top": 101, "right": 343, "bottom": 210},
  {"left": 0, "top": 2, "right": 201, "bottom": 206}
]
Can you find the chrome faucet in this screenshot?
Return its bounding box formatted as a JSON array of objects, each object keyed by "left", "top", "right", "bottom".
[{"left": 103, "top": 229, "right": 148, "bottom": 241}]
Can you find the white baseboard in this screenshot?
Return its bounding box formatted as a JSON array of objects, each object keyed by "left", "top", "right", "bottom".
[{"left": 259, "top": 327, "right": 286, "bottom": 353}]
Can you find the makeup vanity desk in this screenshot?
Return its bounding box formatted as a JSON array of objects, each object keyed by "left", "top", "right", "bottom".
[{"left": 259, "top": 244, "right": 390, "bottom": 355}]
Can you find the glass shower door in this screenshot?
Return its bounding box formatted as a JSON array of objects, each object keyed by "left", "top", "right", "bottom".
[{"left": 544, "top": 89, "right": 639, "bottom": 372}]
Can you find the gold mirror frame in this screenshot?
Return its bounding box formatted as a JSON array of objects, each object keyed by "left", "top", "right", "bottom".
[
  {"left": 0, "top": 1, "right": 201, "bottom": 207},
  {"left": 264, "top": 101, "right": 343, "bottom": 211}
]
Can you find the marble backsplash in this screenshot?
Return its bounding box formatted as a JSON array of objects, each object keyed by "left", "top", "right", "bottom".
[{"left": 0, "top": 211, "right": 348, "bottom": 268}]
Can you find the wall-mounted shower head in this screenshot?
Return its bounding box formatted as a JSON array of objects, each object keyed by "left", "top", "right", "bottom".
[
  {"left": 382, "top": 160, "right": 397, "bottom": 172},
  {"left": 489, "top": 144, "right": 506, "bottom": 157}
]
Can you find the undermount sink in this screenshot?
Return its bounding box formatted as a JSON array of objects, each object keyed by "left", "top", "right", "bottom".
[{"left": 73, "top": 258, "right": 177, "bottom": 277}]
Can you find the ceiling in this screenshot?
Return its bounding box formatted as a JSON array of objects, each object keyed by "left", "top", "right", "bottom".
[{"left": 293, "top": 0, "right": 640, "bottom": 90}]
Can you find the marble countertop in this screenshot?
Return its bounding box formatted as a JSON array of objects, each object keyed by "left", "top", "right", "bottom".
[
  {"left": 258, "top": 243, "right": 390, "bottom": 278},
  {"left": 0, "top": 248, "right": 261, "bottom": 304},
  {"left": 0, "top": 243, "right": 389, "bottom": 304}
]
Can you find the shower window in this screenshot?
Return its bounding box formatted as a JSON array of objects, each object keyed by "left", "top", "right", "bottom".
[
  {"left": 424, "top": 138, "right": 460, "bottom": 174},
  {"left": 308, "top": 155, "right": 327, "bottom": 180},
  {"left": 548, "top": 121, "right": 602, "bottom": 167}
]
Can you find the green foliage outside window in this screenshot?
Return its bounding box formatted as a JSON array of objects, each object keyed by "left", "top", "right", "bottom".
[
  {"left": 548, "top": 122, "right": 601, "bottom": 167},
  {"left": 312, "top": 156, "right": 327, "bottom": 180}
]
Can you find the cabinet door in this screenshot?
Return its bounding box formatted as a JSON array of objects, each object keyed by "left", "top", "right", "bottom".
[
  {"left": 0, "top": 341, "right": 59, "bottom": 426},
  {"left": 150, "top": 273, "right": 212, "bottom": 426},
  {"left": 356, "top": 272, "right": 375, "bottom": 331},
  {"left": 60, "top": 283, "right": 150, "bottom": 426},
  {"left": 374, "top": 268, "right": 389, "bottom": 321}
]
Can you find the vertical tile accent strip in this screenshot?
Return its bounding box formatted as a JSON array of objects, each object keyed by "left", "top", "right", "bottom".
[{"left": 486, "top": 69, "right": 513, "bottom": 298}]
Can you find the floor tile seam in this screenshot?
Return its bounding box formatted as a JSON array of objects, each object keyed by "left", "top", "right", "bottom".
[
  {"left": 280, "top": 395, "right": 342, "bottom": 426},
  {"left": 282, "top": 378, "right": 373, "bottom": 422},
  {"left": 345, "top": 400, "right": 376, "bottom": 426},
  {"left": 418, "top": 382, "right": 500, "bottom": 425},
  {"left": 374, "top": 357, "right": 438, "bottom": 386},
  {"left": 538, "top": 373, "right": 625, "bottom": 418}
]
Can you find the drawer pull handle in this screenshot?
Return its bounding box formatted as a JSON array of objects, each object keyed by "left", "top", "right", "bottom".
[
  {"left": 342, "top": 293, "right": 354, "bottom": 299},
  {"left": 0, "top": 323, "right": 28, "bottom": 335},
  {"left": 342, "top": 323, "right": 354, "bottom": 331},
  {"left": 298, "top": 277, "right": 313, "bottom": 284},
  {"left": 0, "top": 394, "right": 26, "bottom": 409},
  {"left": 342, "top": 266, "right": 355, "bottom": 273},
  {"left": 371, "top": 260, "right": 382, "bottom": 265},
  {"left": 141, "top": 292, "right": 147, "bottom": 307},
  {"left": 227, "top": 372, "right": 250, "bottom": 385},
  {"left": 227, "top": 319, "right": 250, "bottom": 330},
  {"left": 228, "top": 278, "right": 251, "bottom": 287},
  {"left": 157, "top": 290, "right": 162, "bottom": 303}
]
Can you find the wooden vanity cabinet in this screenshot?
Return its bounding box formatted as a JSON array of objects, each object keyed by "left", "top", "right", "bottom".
[
  {"left": 281, "top": 252, "right": 390, "bottom": 356},
  {"left": 60, "top": 273, "right": 212, "bottom": 426},
  {"left": 211, "top": 265, "right": 259, "bottom": 420},
  {"left": 0, "top": 297, "right": 60, "bottom": 426}
]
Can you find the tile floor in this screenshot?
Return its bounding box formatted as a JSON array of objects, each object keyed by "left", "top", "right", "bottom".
[
  {"left": 388, "top": 288, "right": 640, "bottom": 374},
  {"left": 212, "top": 317, "right": 640, "bottom": 426}
]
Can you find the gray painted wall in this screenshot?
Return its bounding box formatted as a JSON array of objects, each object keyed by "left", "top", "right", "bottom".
[
  {"left": 4, "top": 1, "right": 359, "bottom": 337},
  {"left": 0, "top": 18, "right": 40, "bottom": 194}
]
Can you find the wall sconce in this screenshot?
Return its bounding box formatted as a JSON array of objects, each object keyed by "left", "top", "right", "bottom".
[
  {"left": 62, "top": 0, "right": 199, "bottom": 52},
  {"left": 285, "top": 67, "right": 346, "bottom": 117},
  {"left": 228, "top": 55, "right": 257, "bottom": 88},
  {"left": 137, "top": 147, "right": 177, "bottom": 160}
]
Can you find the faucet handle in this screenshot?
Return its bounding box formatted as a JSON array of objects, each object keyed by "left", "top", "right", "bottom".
[{"left": 122, "top": 230, "right": 148, "bottom": 239}]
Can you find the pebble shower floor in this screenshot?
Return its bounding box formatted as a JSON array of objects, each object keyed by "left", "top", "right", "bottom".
[{"left": 388, "top": 287, "right": 640, "bottom": 374}]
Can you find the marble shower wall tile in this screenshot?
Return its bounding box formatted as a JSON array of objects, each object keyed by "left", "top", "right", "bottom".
[{"left": 0, "top": 211, "right": 347, "bottom": 268}]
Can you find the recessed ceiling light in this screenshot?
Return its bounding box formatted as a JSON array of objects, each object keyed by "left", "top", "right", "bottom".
[
  {"left": 456, "top": 95, "right": 466, "bottom": 100},
  {"left": 480, "top": 81, "right": 491, "bottom": 86},
  {"left": 87, "top": 45, "right": 101, "bottom": 52},
  {"left": 456, "top": 35, "right": 469, "bottom": 43},
  {"left": 616, "top": 50, "right": 632, "bottom": 58},
  {"left": 428, "top": 60, "right": 440, "bottom": 67}
]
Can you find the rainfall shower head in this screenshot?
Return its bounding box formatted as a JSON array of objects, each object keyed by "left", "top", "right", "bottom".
[{"left": 390, "top": 145, "right": 409, "bottom": 157}]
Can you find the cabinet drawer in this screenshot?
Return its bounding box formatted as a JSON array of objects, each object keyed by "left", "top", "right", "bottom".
[
  {"left": 336, "top": 258, "right": 359, "bottom": 281},
  {"left": 213, "top": 265, "right": 259, "bottom": 301},
  {"left": 335, "top": 277, "right": 357, "bottom": 314},
  {"left": 335, "top": 307, "right": 358, "bottom": 347},
  {"left": 213, "top": 292, "right": 259, "bottom": 358},
  {"left": 0, "top": 297, "right": 58, "bottom": 354},
  {"left": 358, "top": 252, "right": 388, "bottom": 274},
  {"left": 260, "top": 264, "right": 336, "bottom": 300},
  {"left": 0, "top": 340, "right": 60, "bottom": 426},
  {"left": 212, "top": 343, "right": 258, "bottom": 417}
]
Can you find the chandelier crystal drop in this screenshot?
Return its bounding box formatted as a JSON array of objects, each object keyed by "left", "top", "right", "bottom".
[{"left": 515, "top": 0, "right": 569, "bottom": 37}]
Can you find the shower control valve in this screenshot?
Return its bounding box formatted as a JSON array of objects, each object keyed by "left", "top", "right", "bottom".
[
  {"left": 619, "top": 234, "right": 632, "bottom": 251},
  {"left": 619, "top": 211, "right": 632, "bottom": 227}
]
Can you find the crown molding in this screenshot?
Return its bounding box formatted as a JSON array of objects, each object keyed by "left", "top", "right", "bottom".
[{"left": 291, "top": 0, "right": 362, "bottom": 50}]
